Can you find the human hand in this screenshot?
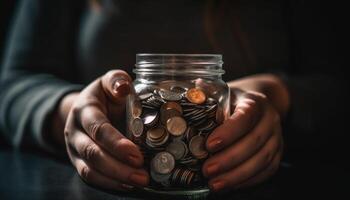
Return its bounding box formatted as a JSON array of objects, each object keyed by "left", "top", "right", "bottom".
[
  {"left": 202, "top": 75, "right": 287, "bottom": 192},
  {"left": 64, "top": 70, "right": 149, "bottom": 191}
]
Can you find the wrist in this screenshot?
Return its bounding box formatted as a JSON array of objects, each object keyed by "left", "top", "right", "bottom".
[{"left": 228, "top": 74, "right": 290, "bottom": 117}]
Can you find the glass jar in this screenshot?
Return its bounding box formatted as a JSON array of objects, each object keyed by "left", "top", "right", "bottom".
[{"left": 126, "top": 54, "right": 230, "bottom": 197}]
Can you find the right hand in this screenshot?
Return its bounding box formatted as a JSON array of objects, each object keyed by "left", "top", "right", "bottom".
[{"left": 64, "top": 70, "right": 149, "bottom": 191}]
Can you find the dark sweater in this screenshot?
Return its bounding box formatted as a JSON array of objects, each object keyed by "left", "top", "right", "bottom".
[{"left": 0, "top": 0, "right": 348, "bottom": 163}]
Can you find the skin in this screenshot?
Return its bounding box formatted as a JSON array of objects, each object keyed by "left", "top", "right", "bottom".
[{"left": 50, "top": 71, "right": 289, "bottom": 192}]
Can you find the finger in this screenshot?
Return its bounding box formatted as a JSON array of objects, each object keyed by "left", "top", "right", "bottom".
[
  {"left": 235, "top": 147, "right": 282, "bottom": 189},
  {"left": 203, "top": 107, "right": 280, "bottom": 177},
  {"left": 74, "top": 158, "right": 135, "bottom": 191},
  {"left": 101, "top": 70, "right": 132, "bottom": 105},
  {"left": 206, "top": 91, "right": 267, "bottom": 152},
  {"left": 76, "top": 104, "right": 143, "bottom": 167},
  {"left": 208, "top": 128, "right": 281, "bottom": 192},
  {"left": 70, "top": 131, "right": 149, "bottom": 187}
]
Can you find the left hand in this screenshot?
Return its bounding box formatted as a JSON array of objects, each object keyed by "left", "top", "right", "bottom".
[{"left": 202, "top": 75, "right": 287, "bottom": 192}]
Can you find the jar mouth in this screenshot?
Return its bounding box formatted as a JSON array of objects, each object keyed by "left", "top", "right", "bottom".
[{"left": 134, "top": 54, "right": 225, "bottom": 75}]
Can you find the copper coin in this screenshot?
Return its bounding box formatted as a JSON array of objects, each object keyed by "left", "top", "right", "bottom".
[
  {"left": 147, "top": 126, "right": 166, "bottom": 141},
  {"left": 131, "top": 100, "right": 142, "bottom": 118},
  {"left": 160, "top": 108, "right": 181, "bottom": 125},
  {"left": 166, "top": 116, "right": 187, "bottom": 136},
  {"left": 130, "top": 117, "right": 144, "bottom": 137},
  {"left": 189, "top": 135, "right": 208, "bottom": 159},
  {"left": 161, "top": 102, "right": 183, "bottom": 114},
  {"left": 186, "top": 88, "right": 206, "bottom": 104}
]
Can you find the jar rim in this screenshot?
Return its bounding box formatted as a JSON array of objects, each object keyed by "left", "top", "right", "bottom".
[{"left": 135, "top": 53, "right": 225, "bottom": 75}]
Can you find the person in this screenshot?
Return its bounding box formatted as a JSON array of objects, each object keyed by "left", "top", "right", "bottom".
[{"left": 0, "top": 0, "right": 347, "bottom": 193}]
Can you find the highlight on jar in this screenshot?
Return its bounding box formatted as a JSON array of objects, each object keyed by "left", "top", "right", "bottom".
[{"left": 126, "top": 54, "right": 230, "bottom": 192}]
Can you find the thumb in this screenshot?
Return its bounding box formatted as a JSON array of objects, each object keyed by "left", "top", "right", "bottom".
[{"left": 101, "top": 70, "right": 132, "bottom": 105}]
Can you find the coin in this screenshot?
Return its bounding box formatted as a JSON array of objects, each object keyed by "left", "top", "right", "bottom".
[
  {"left": 184, "top": 127, "right": 196, "bottom": 142},
  {"left": 131, "top": 100, "right": 142, "bottom": 118},
  {"left": 170, "top": 85, "right": 187, "bottom": 93},
  {"left": 147, "top": 126, "right": 165, "bottom": 140},
  {"left": 189, "top": 135, "right": 208, "bottom": 159},
  {"left": 186, "top": 88, "right": 206, "bottom": 104},
  {"left": 161, "top": 102, "right": 183, "bottom": 114},
  {"left": 139, "top": 92, "right": 153, "bottom": 100},
  {"left": 166, "top": 140, "right": 188, "bottom": 160},
  {"left": 130, "top": 117, "right": 144, "bottom": 137},
  {"left": 158, "top": 89, "right": 182, "bottom": 101},
  {"left": 150, "top": 169, "right": 171, "bottom": 184},
  {"left": 166, "top": 116, "right": 187, "bottom": 136},
  {"left": 142, "top": 112, "right": 159, "bottom": 127},
  {"left": 160, "top": 108, "right": 181, "bottom": 125},
  {"left": 146, "top": 127, "right": 169, "bottom": 147},
  {"left": 151, "top": 152, "right": 175, "bottom": 174}
]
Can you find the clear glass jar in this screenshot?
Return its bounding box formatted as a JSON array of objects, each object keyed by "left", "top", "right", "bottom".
[{"left": 126, "top": 54, "right": 230, "bottom": 197}]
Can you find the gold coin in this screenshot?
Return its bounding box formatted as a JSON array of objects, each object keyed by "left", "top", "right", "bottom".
[
  {"left": 161, "top": 102, "right": 183, "bottom": 114},
  {"left": 186, "top": 88, "right": 206, "bottom": 104},
  {"left": 166, "top": 116, "right": 187, "bottom": 136}
]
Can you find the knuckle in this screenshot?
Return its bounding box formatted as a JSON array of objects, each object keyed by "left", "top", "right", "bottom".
[
  {"left": 83, "top": 143, "right": 99, "bottom": 161},
  {"left": 89, "top": 121, "right": 107, "bottom": 141},
  {"left": 80, "top": 166, "right": 92, "bottom": 182}
]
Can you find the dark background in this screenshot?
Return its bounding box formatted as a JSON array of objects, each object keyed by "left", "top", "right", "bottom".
[{"left": 0, "top": 1, "right": 349, "bottom": 199}]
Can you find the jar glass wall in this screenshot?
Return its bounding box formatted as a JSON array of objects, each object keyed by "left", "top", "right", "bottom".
[{"left": 126, "top": 54, "right": 230, "bottom": 196}]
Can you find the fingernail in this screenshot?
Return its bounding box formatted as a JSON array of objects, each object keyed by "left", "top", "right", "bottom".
[
  {"left": 206, "top": 163, "right": 219, "bottom": 177},
  {"left": 113, "top": 79, "right": 130, "bottom": 96},
  {"left": 210, "top": 180, "right": 226, "bottom": 192},
  {"left": 208, "top": 138, "right": 222, "bottom": 151},
  {"left": 128, "top": 155, "right": 142, "bottom": 167},
  {"left": 129, "top": 172, "right": 148, "bottom": 186}
]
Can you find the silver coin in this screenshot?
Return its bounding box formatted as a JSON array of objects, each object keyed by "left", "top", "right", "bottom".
[
  {"left": 170, "top": 85, "right": 187, "bottom": 93},
  {"left": 130, "top": 117, "right": 144, "bottom": 137},
  {"left": 151, "top": 152, "right": 175, "bottom": 174},
  {"left": 142, "top": 112, "right": 159, "bottom": 127},
  {"left": 139, "top": 92, "right": 153, "bottom": 100},
  {"left": 166, "top": 116, "right": 187, "bottom": 136},
  {"left": 150, "top": 168, "right": 171, "bottom": 183},
  {"left": 158, "top": 89, "right": 182, "bottom": 101},
  {"left": 189, "top": 135, "right": 208, "bottom": 159},
  {"left": 166, "top": 140, "right": 188, "bottom": 160}
]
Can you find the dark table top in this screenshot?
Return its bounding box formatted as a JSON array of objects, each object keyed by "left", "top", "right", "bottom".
[{"left": 0, "top": 148, "right": 349, "bottom": 200}]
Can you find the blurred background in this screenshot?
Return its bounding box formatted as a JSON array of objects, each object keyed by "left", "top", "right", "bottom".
[{"left": 0, "top": 1, "right": 17, "bottom": 67}]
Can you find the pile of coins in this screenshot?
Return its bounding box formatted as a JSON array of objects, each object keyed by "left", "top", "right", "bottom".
[{"left": 128, "top": 85, "right": 223, "bottom": 189}]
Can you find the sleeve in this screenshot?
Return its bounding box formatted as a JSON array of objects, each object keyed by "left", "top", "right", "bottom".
[
  {"left": 276, "top": 1, "right": 349, "bottom": 163},
  {"left": 0, "top": 0, "right": 84, "bottom": 154}
]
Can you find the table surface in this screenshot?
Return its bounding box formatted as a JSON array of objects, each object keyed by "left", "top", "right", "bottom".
[{"left": 0, "top": 149, "right": 348, "bottom": 200}]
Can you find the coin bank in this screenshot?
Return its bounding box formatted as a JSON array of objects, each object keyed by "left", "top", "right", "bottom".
[{"left": 126, "top": 54, "right": 230, "bottom": 197}]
